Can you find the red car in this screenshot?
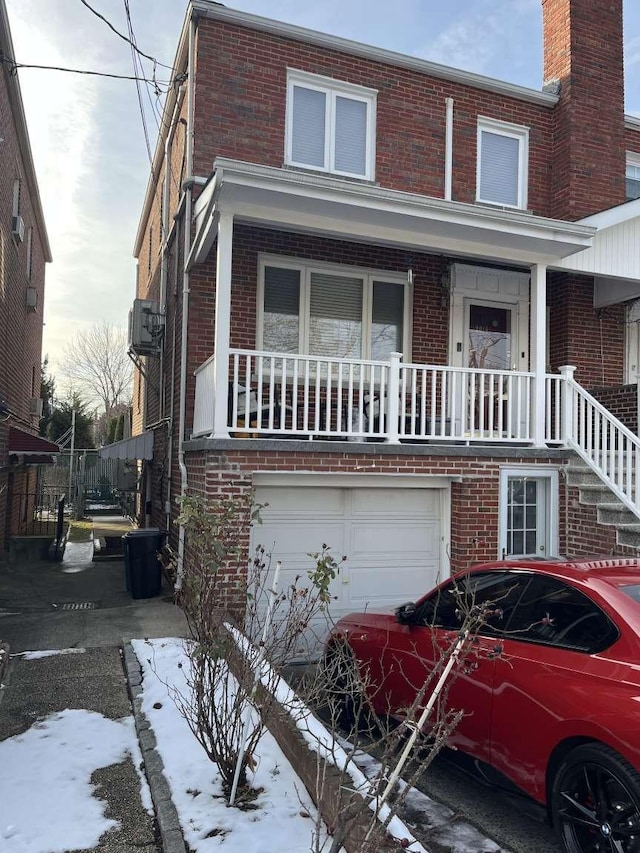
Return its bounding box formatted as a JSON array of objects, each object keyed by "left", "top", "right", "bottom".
[{"left": 326, "top": 558, "right": 640, "bottom": 853}]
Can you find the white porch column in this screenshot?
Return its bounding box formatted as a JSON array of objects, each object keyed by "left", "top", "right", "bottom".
[
  {"left": 530, "top": 263, "right": 547, "bottom": 447},
  {"left": 212, "top": 211, "right": 233, "bottom": 438}
]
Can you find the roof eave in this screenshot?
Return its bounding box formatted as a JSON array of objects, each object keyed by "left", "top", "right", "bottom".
[{"left": 191, "top": 1, "right": 558, "bottom": 107}]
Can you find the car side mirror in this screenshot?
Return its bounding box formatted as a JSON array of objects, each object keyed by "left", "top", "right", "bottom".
[{"left": 395, "top": 601, "right": 417, "bottom": 625}]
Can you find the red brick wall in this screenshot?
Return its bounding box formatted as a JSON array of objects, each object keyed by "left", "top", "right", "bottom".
[
  {"left": 193, "top": 18, "right": 554, "bottom": 214},
  {"left": 589, "top": 385, "right": 638, "bottom": 432},
  {"left": 625, "top": 126, "right": 640, "bottom": 157},
  {"left": 547, "top": 271, "right": 624, "bottom": 387},
  {"left": 179, "top": 445, "right": 636, "bottom": 612},
  {"left": 542, "top": 0, "right": 626, "bottom": 218},
  {"left": 0, "top": 56, "right": 48, "bottom": 554},
  {"left": 181, "top": 448, "right": 563, "bottom": 610}
]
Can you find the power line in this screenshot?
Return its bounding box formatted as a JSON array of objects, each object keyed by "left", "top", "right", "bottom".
[
  {"left": 123, "top": 0, "right": 153, "bottom": 163},
  {"left": 78, "top": 0, "right": 173, "bottom": 70},
  {"left": 0, "top": 51, "right": 173, "bottom": 86}
]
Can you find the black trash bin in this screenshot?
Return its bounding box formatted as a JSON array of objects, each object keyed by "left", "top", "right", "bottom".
[{"left": 122, "top": 528, "right": 163, "bottom": 599}]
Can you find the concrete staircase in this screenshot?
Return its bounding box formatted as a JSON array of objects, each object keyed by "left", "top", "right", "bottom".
[{"left": 567, "top": 458, "right": 640, "bottom": 549}]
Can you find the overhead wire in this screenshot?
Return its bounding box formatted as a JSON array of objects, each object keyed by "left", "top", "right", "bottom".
[
  {"left": 78, "top": 0, "right": 173, "bottom": 69},
  {"left": 122, "top": 0, "right": 153, "bottom": 163},
  {"left": 0, "top": 51, "right": 172, "bottom": 86}
]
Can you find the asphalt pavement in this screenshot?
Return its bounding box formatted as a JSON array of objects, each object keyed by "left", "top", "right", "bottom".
[{"left": 0, "top": 529, "right": 189, "bottom": 853}]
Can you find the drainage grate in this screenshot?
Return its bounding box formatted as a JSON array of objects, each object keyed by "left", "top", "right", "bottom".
[{"left": 56, "top": 602, "right": 97, "bottom": 611}]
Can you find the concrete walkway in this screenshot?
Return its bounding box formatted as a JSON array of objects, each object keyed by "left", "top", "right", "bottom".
[{"left": 0, "top": 533, "right": 189, "bottom": 852}]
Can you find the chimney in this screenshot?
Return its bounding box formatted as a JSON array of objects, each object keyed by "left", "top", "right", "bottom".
[{"left": 542, "top": 0, "right": 626, "bottom": 219}]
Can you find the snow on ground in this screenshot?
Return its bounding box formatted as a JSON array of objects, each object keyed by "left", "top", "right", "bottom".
[
  {"left": 0, "top": 708, "right": 150, "bottom": 853},
  {"left": 132, "top": 637, "right": 332, "bottom": 853},
  {"left": 11, "top": 648, "right": 86, "bottom": 660},
  {"left": 137, "top": 636, "right": 510, "bottom": 853},
  {"left": 61, "top": 540, "right": 94, "bottom": 571}
]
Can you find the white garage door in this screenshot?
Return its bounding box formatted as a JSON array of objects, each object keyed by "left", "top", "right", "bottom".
[{"left": 251, "top": 484, "right": 446, "bottom": 651}]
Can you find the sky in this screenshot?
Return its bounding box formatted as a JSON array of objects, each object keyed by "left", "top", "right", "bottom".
[{"left": 5, "top": 0, "right": 640, "bottom": 381}]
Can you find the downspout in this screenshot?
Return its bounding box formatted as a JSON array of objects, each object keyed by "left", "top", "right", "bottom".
[
  {"left": 167, "top": 236, "right": 180, "bottom": 536},
  {"left": 160, "top": 84, "right": 186, "bottom": 538},
  {"left": 176, "top": 13, "right": 196, "bottom": 591},
  {"left": 444, "top": 97, "right": 454, "bottom": 201}
]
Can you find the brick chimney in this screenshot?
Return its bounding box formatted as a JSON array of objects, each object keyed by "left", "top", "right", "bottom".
[{"left": 542, "top": 0, "right": 626, "bottom": 219}]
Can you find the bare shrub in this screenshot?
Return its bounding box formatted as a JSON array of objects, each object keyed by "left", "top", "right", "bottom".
[{"left": 169, "top": 490, "right": 343, "bottom": 803}]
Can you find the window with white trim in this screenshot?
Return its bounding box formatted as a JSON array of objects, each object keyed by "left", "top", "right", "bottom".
[
  {"left": 285, "top": 70, "right": 376, "bottom": 180},
  {"left": 258, "top": 257, "right": 409, "bottom": 360},
  {"left": 477, "top": 117, "right": 529, "bottom": 209},
  {"left": 626, "top": 153, "right": 640, "bottom": 202}
]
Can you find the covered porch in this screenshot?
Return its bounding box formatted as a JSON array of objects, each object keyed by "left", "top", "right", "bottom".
[{"left": 188, "top": 158, "right": 599, "bottom": 448}]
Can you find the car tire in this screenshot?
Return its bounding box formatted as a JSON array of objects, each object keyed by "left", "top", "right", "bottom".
[
  {"left": 551, "top": 742, "right": 640, "bottom": 853},
  {"left": 322, "top": 642, "right": 367, "bottom": 732}
]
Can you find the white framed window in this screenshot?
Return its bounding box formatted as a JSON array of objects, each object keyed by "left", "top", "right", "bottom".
[
  {"left": 257, "top": 256, "right": 410, "bottom": 361},
  {"left": 476, "top": 117, "right": 529, "bottom": 209},
  {"left": 626, "top": 152, "right": 640, "bottom": 202},
  {"left": 499, "top": 467, "right": 558, "bottom": 558},
  {"left": 285, "top": 69, "right": 377, "bottom": 180}
]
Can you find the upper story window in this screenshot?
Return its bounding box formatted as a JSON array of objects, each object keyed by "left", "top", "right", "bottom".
[
  {"left": 258, "top": 256, "right": 409, "bottom": 361},
  {"left": 626, "top": 153, "right": 640, "bottom": 201},
  {"left": 476, "top": 117, "right": 529, "bottom": 209},
  {"left": 285, "top": 70, "right": 377, "bottom": 181}
]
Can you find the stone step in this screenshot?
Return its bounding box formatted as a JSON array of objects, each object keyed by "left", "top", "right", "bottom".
[
  {"left": 615, "top": 525, "right": 640, "bottom": 549},
  {"left": 576, "top": 485, "right": 621, "bottom": 505},
  {"left": 597, "top": 503, "right": 639, "bottom": 527}
]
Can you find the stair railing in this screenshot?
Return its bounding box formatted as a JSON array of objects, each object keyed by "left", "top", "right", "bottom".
[{"left": 560, "top": 365, "right": 640, "bottom": 518}]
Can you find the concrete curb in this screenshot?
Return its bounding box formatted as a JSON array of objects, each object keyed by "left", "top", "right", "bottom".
[{"left": 122, "top": 642, "right": 187, "bottom": 853}]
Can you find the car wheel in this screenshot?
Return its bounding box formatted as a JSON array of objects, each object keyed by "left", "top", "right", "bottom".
[
  {"left": 551, "top": 743, "right": 640, "bottom": 852},
  {"left": 322, "top": 642, "right": 366, "bottom": 732}
]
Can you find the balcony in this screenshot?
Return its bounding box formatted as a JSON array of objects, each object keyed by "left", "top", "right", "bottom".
[{"left": 193, "top": 349, "right": 566, "bottom": 446}]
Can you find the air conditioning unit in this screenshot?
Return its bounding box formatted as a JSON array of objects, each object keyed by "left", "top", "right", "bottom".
[
  {"left": 12, "top": 215, "right": 25, "bottom": 243},
  {"left": 30, "top": 397, "right": 44, "bottom": 417},
  {"left": 128, "top": 299, "right": 165, "bottom": 356}
]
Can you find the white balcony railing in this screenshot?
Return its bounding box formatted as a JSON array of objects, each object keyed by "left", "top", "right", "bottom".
[{"left": 193, "top": 349, "right": 545, "bottom": 444}]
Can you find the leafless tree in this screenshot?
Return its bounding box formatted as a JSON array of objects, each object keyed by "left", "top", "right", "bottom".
[{"left": 59, "top": 321, "right": 132, "bottom": 414}]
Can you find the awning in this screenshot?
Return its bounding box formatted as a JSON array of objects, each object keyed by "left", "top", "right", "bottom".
[
  {"left": 99, "top": 431, "right": 154, "bottom": 461},
  {"left": 8, "top": 427, "right": 60, "bottom": 465}
]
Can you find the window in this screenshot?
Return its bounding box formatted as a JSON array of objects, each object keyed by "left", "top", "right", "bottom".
[
  {"left": 477, "top": 117, "right": 529, "bottom": 209},
  {"left": 26, "top": 227, "right": 33, "bottom": 279},
  {"left": 12, "top": 177, "right": 21, "bottom": 217},
  {"left": 503, "top": 575, "right": 618, "bottom": 653},
  {"left": 286, "top": 70, "right": 376, "bottom": 180},
  {"left": 418, "top": 571, "right": 529, "bottom": 636},
  {"left": 626, "top": 153, "right": 640, "bottom": 202},
  {"left": 258, "top": 258, "right": 409, "bottom": 360}
]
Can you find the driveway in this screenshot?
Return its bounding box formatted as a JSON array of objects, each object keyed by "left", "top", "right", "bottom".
[{"left": 0, "top": 542, "right": 189, "bottom": 852}]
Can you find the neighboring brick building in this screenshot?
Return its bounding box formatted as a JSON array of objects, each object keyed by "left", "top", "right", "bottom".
[
  {"left": 126, "top": 0, "right": 640, "bottom": 618},
  {"left": 0, "top": 0, "right": 54, "bottom": 557}
]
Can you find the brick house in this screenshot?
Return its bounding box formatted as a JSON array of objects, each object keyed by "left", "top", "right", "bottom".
[
  {"left": 128, "top": 0, "right": 640, "bottom": 620},
  {"left": 0, "top": 0, "right": 54, "bottom": 558}
]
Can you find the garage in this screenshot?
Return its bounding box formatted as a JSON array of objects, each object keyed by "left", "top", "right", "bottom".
[{"left": 251, "top": 475, "right": 451, "bottom": 651}]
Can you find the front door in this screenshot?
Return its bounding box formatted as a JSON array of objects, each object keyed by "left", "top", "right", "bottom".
[
  {"left": 499, "top": 469, "right": 558, "bottom": 559},
  {"left": 449, "top": 264, "right": 530, "bottom": 438}
]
